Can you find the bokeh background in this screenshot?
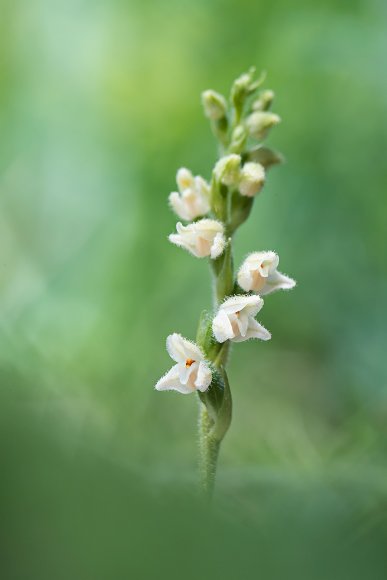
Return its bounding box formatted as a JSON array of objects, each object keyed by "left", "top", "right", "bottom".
[{"left": 1, "top": 0, "right": 387, "bottom": 578}]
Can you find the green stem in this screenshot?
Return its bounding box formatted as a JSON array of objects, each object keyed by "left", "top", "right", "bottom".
[
  {"left": 198, "top": 128, "right": 236, "bottom": 501},
  {"left": 198, "top": 402, "right": 220, "bottom": 500},
  {"left": 211, "top": 239, "right": 234, "bottom": 306}
]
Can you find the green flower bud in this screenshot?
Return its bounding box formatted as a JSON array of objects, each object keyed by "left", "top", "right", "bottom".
[
  {"left": 214, "top": 154, "right": 241, "bottom": 187},
  {"left": 201, "top": 90, "right": 228, "bottom": 120},
  {"left": 230, "top": 68, "right": 265, "bottom": 114},
  {"left": 252, "top": 89, "right": 275, "bottom": 111},
  {"left": 246, "top": 111, "right": 281, "bottom": 140},
  {"left": 229, "top": 124, "right": 248, "bottom": 154}
]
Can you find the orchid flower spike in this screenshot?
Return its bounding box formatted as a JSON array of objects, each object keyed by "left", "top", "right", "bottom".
[
  {"left": 212, "top": 295, "right": 271, "bottom": 343},
  {"left": 155, "top": 333, "right": 212, "bottom": 394},
  {"left": 237, "top": 251, "right": 296, "bottom": 295},
  {"left": 169, "top": 219, "right": 226, "bottom": 259},
  {"left": 169, "top": 168, "right": 210, "bottom": 221}
]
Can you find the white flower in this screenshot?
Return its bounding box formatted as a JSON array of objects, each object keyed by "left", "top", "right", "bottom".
[
  {"left": 239, "top": 162, "right": 265, "bottom": 197},
  {"left": 169, "top": 168, "right": 210, "bottom": 221},
  {"left": 169, "top": 219, "right": 226, "bottom": 259},
  {"left": 246, "top": 111, "right": 281, "bottom": 140},
  {"left": 201, "top": 90, "right": 227, "bottom": 120},
  {"left": 237, "top": 251, "right": 296, "bottom": 295},
  {"left": 214, "top": 154, "right": 241, "bottom": 186},
  {"left": 212, "top": 295, "right": 271, "bottom": 343},
  {"left": 155, "top": 333, "right": 212, "bottom": 394}
]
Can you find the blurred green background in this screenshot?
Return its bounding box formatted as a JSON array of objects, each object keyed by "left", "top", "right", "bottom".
[{"left": 1, "top": 0, "right": 387, "bottom": 578}]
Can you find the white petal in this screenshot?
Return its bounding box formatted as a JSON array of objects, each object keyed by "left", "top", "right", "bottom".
[
  {"left": 166, "top": 333, "right": 203, "bottom": 363},
  {"left": 210, "top": 232, "right": 226, "bottom": 259},
  {"left": 194, "top": 176, "right": 210, "bottom": 198},
  {"left": 237, "top": 264, "right": 253, "bottom": 291},
  {"left": 247, "top": 318, "right": 271, "bottom": 341},
  {"left": 168, "top": 229, "right": 201, "bottom": 258},
  {"left": 212, "top": 309, "right": 235, "bottom": 343},
  {"left": 195, "top": 361, "right": 212, "bottom": 392},
  {"left": 220, "top": 294, "right": 263, "bottom": 315},
  {"left": 231, "top": 318, "right": 271, "bottom": 342},
  {"left": 236, "top": 311, "right": 249, "bottom": 337},
  {"left": 169, "top": 220, "right": 224, "bottom": 259},
  {"left": 240, "top": 251, "right": 278, "bottom": 278},
  {"left": 176, "top": 168, "right": 194, "bottom": 192},
  {"left": 178, "top": 361, "right": 200, "bottom": 385},
  {"left": 243, "top": 296, "right": 264, "bottom": 318},
  {"left": 155, "top": 364, "right": 193, "bottom": 394},
  {"left": 195, "top": 219, "right": 224, "bottom": 235},
  {"left": 260, "top": 270, "right": 296, "bottom": 296},
  {"left": 169, "top": 192, "right": 191, "bottom": 221},
  {"left": 239, "top": 162, "right": 265, "bottom": 197}
]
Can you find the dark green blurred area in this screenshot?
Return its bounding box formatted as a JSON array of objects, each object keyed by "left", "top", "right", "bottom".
[{"left": 1, "top": 0, "right": 387, "bottom": 578}]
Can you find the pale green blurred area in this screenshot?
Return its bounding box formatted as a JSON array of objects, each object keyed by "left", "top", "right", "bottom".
[{"left": 1, "top": 0, "right": 387, "bottom": 578}]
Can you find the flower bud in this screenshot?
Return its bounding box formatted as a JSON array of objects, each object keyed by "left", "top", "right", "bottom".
[
  {"left": 201, "top": 90, "right": 227, "bottom": 120},
  {"left": 229, "top": 125, "right": 248, "bottom": 154},
  {"left": 231, "top": 72, "right": 252, "bottom": 103},
  {"left": 214, "top": 154, "right": 241, "bottom": 187},
  {"left": 231, "top": 67, "right": 264, "bottom": 109},
  {"left": 252, "top": 90, "right": 275, "bottom": 111},
  {"left": 246, "top": 111, "right": 281, "bottom": 140},
  {"left": 238, "top": 162, "right": 265, "bottom": 197}
]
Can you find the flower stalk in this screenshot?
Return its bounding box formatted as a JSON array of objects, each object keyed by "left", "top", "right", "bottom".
[{"left": 155, "top": 68, "right": 296, "bottom": 500}]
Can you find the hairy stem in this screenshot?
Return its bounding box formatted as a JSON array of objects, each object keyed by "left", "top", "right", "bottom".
[
  {"left": 198, "top": 403, "right": 220, "bottom": 500},
  {"left": 198, "top": 191, "right": 234, "bottom": 499}
]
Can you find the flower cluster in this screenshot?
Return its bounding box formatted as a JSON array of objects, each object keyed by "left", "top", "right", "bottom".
[{"left": 155, "top": 68, "right": 295, "bottom": 403}]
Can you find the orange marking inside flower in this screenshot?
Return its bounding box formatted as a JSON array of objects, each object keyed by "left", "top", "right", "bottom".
[{"left": 185, "top": 358, "right": 195, "bottom": 367}]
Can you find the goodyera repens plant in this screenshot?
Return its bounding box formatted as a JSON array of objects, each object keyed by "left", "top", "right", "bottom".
[{"left": 155, "top": 68, "right": 296, "bottom": 498}]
